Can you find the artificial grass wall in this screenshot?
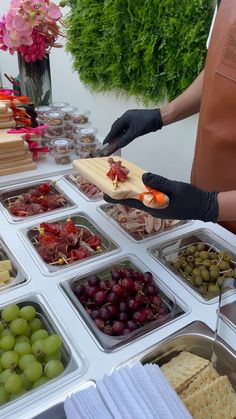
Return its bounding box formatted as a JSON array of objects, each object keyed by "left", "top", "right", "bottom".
[{"left": 66, "top": 0, "right": 214, "bottom": 103}]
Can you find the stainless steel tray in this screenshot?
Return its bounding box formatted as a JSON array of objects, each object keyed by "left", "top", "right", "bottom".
[
  {"left": 0, "top": 236, "right": 29, "bottom": 292},
  {"left": 33, "top": 380, "right": 95, "bottom": 419},
  {"left": 98, "top": 203, "right": 190, "bottom": 243},
  {"left": 220, "top": 301, "right": 236, "bottom": 332},
  {"left": 19, "top": 212, "right": 120, "bottom": 276},
  {"left": 0, "top": 293, "right": 84, "bottom": 413},
  {"left": 148, "top": 228, "right": 236, "bottom": 303},
  {"left": 60, "top": 255, "right": 188, "bottom": 352},
  {"left": 0, "top": 179, "right": 77, "bottom": 223},
  {"left": 119, "top": 321, "right": 236, "bottom": 390},
  {"left": 64, "top": 172, "right": 103, "bottom": 201}
]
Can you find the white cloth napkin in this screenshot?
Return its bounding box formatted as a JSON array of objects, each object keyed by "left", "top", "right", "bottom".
[{"left": 64, "top": 362, "right": 192, "bottom": 419}]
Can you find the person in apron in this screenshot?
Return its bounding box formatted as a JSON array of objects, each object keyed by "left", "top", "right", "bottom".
[{"left": 103, "top": 0, "right": 236, "bottom": 235}]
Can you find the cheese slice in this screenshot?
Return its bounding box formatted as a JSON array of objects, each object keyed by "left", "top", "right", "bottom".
[
  {"left": 0, "top": 260, "right": 12, "bottom": 272},
  {"left": 0, "top": 103, "right": 8, "bottom": 114},
  {"left": 0, "top": 271, "right": 10, "bottom": 282},
  {"left": 0, "top": 119, "right": 16, "bottom": 129}
]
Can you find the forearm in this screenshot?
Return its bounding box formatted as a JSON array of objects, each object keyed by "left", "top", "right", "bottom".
[
  {"left": 160, "top": 70, "right": 204, "bottom": 126},
  {"left": 217, "top": 191, "right": 236, "bottom": 221}
]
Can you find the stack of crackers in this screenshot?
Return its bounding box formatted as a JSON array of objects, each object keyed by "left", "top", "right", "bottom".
[
  {"left": 161, "top": 351, "right": 236, "bottom": 419},
  {"left": 0, "top": 102, "right": 16, "bottom": 130},
  {"left": 0, "top": 130, "right": 36, "bottom": 176}
]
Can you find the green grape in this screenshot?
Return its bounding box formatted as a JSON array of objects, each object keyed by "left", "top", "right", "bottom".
[
  {"left": 29, "top": 318, "right": 43, "bottom": 333},
  {"left": 9, "top": 388, "right": 26, "bottom": 401},
  {"left": 20, "top": 373, "right": 32, "bottom": 391},
  {"left": 10, "top": 318, "right": 27, "bottom": 335},
  {"left": 14, "top": 342, "right": 32, "bottom": 357},
  {"left": 4, "top": 374, "right": 22, "bottom": 394},
  {"left": 1, "top": 329, "right": 14, "bottom": 338},
  {"left": 19, "top": 354, "right": 36, "bottom": 371},
  {"left": 31, "top": 329, "right": 48, "bottom": 344},
  {"left": 1, "top": 351, "right": 19, "bottom": 369},
  {"left": 32, "top": 339, "right": 46, "bottom": 359},
  {"left": 15, "top": 336, "right": 30, "bottom": 344},
  {"left": 43, "top": 335, "right": 62, "bottom": 355},
  {"left": 32, "top": 376, "right": 49, "bottom": 389},
  {"left": 24, "top": 325, "right": 31, "bottom": 337},
  {"left": 19, "top": 306, "right": 36, "bottom": 321},
  {"left": 0, "top": 336, "right": 15, "bottom": 351},
  {"left": 44, "top": 351, "right": 61, "bottom": 363},
  {"left": 44, "top": 360, "right": 64, "bottom": 379},
  {"left": 24, "top": 361, "right": 42, "bottom": 382},
  {"left": 2, "top": 304, "right": 20, "bottom": 322},
  {"left": 0, "top": 369, "right": 14, "bottom": 384},
  {"left": 0, "top": 321, "right": 5, "bottom": 334},
  {"left": 0, "top": 384, "right": 9, "bottom": 404}
]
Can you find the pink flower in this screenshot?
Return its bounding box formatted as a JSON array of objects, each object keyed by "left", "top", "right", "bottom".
[{"left": 47, "top": 3, "right": 62, "bottom": 20}]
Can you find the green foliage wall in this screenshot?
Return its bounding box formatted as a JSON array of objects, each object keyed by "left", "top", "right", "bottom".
[{"left": 66, "top": 0, "right": 214, "bottom": 103}]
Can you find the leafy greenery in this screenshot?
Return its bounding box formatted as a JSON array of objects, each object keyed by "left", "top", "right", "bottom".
[{"left": 66, "top": 0, "right": 214, "bottom": 103}]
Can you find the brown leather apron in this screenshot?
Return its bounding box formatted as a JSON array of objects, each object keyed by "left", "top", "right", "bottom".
[{"left": 191, "top": 0, "right": 236, "bottom": 235}]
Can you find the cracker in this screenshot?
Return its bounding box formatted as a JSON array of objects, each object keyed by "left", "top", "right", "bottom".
[
  {"left": 183, "top": 375, "right": 236, "bottom": 419},
  {"left": 179, "top": 365, "right": 220, "bottom": 400},
  {"left": 160, "top": 351, "right": 210, "bottom": 390}
]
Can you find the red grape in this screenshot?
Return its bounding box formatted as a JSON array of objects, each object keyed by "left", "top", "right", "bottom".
[
  {"left": 127, "top": 320, "right": 138, "bottom": 331},
  {"left": 87, "top": 286, "right": 99, "bottom": 298},
  {"left": 99, "top": 307, "right": 110, "bottom": 321},
  {"left": 73, "top": 284, "right": 85, "bottom": 297},
  {"left": 128, "top": 299, "right": 138, "bottom": 311},
  {"left": 158, "top": 307, "right": 169, "bottom": 315},
  {"left": 94, "top": 291, "right": 106, "bottom": 305},
  {"left": 112, "top": 284, "right": 124, "bottom": 296},
  {"left": 146, "top": 285, "right": 157, "bottom": 296},
  {"left": 94, "top": 318, "right": 104, "bottom": 330},
  {"left": 121, "top": 278, "right": 133, "bottom": 291},
  {"left": 107, "top": 305, "right": 118, "bottom": 317},
  {"left": 143, "top": 272, "right": 153, "bottom": 284},
  {"left": 133, "top": 281, "right": 143, "bottom": 292},
  {"left": 91, "top": 309, "right": 99, "bottom": 319},
  {"left": 119, "top": 312, "right": 129, "bottom": 322},
  {"left": 119, "top": 302, "right": 128, "bottom": 312},
  {"left": 99, "top": 280, "right": 108, "bottom": 291},
  {"left": 111, "top": 268, "right": 120, "bottom": 280},
  {"left": 107, "top": 292, "right": 119, "bottom": 305},
  {"left": 103, "top": 325, "right": 113, "bottom": 335},
  {"left": 133, "top": 310, "right": 148, "bottom": 323},
  {"left": 151, "top": 295, "right": 162, "bottom": 306},
  {"left": 87, "top": 275, "right": 100, "bottom": 286},
  {"left": 121, "top": 328, "right": 131, "bottom": 335},
  {"left": 112, "top": 321, "right": 125, "bottom": 335}
]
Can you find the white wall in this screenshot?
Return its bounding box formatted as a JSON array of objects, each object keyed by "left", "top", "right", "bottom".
[{"left": 0, "top": 1, "right": 198, "bottom": 181}]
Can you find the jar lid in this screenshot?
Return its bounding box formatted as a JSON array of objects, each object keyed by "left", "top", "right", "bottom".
[
  {"left": 44, "top": 111, "right": 64, "bottom": 119},
  {"left": 35, "top": 106, "right": 52, "bottom": 113},
  {"left": 50, "top": 102, "right": 69, "bottom": 109},
  {"left": 71, "top": 110, "right": 89, "bottom": 116},
  {"left": 79, "top": 128, "right": 96, "bottom": 135},
  {"left": 61, "top": 106, "right": 78, "bottom": 113},
  {"left": 51, "top": 138, "right": 72, "bottom": 147}
]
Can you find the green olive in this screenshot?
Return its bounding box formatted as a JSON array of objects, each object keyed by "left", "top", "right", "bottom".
[
  {"left": 224, "top": 268, "right": 234, "bottom": 278},
  {"left": 197, "top": 242, "right": 205, "bottom": 251},
  {"left": 209, "top": 266, "right": 220, "bottom": 280},
  {"left": 223, "top": 254, "right": 233, "bottom": 263},
  {"left": 199, "top": 251, "right": 209, "bottom": 260},
  {"left": 201, "top": 269, "right": 210, "bottom": 282},
  {"left": 184, "top": 265, "right": 193, "bottom": 274},
  {"left": 179, "top": 256, "right": 187, "bottom": 262},
  {"left": 195, "top": 251, "right": 200, "bottom": 258},
  {"left": 187, "top": 246, "right": 196, "bottom": 254},
  {"left": 181, "top": 261, "right": 188, "bottom": 268},
  {"left": 187, "top": 256, "right": 195, "bottom": 263},
  {"left": 208, "top": 284, "right": 220, "bottom": 293},
  {"left": 199, "top": 265, "right": 207, "bottom": 271},
  {"left": 219, "top": 261, "right": 230, "bottom": 270},
  {"left": 195, "top": 258, "right": 203, "bottom": 265},
  {"left": 180, "top": 249, "right": 190, "bottom": 256},
  {"left": 199, "top": 284, "right": 208, "bottom": 292},
  {"left": 202, "top": 260, "right": 211, "bottom": 267},
  {"left": 193, "top": 276, "right": 203, "bottom": 287},
  {"left": 209, "top": 252, "right": 217, "bottom": 260},
  {"left": 192, "top": 268, "right": 201, "bottom": 277}
]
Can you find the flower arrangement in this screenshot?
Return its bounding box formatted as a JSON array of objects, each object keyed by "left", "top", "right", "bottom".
[{"left": 0, "top": 0, "right": 63, "bottom": 63}]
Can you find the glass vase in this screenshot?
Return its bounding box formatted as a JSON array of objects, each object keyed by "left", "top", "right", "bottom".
[{"left": 18, "top": 53, "right": 52, "bottom": 107}]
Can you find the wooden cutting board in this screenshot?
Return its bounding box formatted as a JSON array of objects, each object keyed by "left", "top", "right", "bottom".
[
  {"left": 0, "top": 150, "right": 31, "bottom": 163},
  {"left": 0, "top": 161, "right": 36, "bottom": 176},
  {"left": 0, "top": 143, "right": 28, "bottom": 158},
  {"left": 0, "top": 133, "right": 25, "bottom": 150},
  {"left": 73, "top": 157, "right": 169, "bottom": 209}
]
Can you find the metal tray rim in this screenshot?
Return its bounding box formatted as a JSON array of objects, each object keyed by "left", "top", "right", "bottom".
[{"left": 64, "top": 172, "right": 103, "bottom": 202}]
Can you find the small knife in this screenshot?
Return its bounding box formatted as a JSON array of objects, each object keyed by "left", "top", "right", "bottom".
[{"left": 92, "top": 138, "right": 120, "bottom": 157}]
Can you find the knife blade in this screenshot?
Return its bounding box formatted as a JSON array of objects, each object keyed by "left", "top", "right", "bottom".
[{"left": 92, "top": 138, "right": 120, "bottom": 157}]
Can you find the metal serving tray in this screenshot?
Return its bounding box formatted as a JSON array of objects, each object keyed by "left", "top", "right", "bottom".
[
  {"left": 148, "top": 228, "right": 236, "bottom": 303},
  {"left": 19, "top": 212, "right": 120, "bottom": 276},
  {"left": 64, "top": 172, "right": 103, "bottom": 201},
  {"left": 33, "top": 381, "right": 95, "bottom": 419},
  {"left": 220, "top": 301, "right": 236, "bottom": 332},
  {"left": 0, "top": 293, "right": 84, "bottom": 414},
  {"left": 60, "top": 255, "right": 188, "bottom": 352},
  {"left": 98, "top": 203, "right": 190, "bottom": 243},
  {"left": 0, "top": 179, "right": 76, "bottom": 223},
  {"left": 119, "top": 321, "right": 236, "bottom": 391},
  {"left": 0, "top": 236, "right": 29, "bottom": 292}
]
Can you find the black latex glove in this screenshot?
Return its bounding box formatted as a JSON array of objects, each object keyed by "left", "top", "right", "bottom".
[
  {"left": 103, "top": 109, "right": 163, "bottom": 149},
  {"left": 104, "top": 173, "right": 219, "bottom": 222}
]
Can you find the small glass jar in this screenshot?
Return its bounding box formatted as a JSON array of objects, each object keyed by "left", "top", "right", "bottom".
[
  {"left": 64, "top": 120, "right": 73, "bottom": 131},
  {"left": 71, "top": 110, "right": 90, "bottom": 124},
  {"left": 44, "top": 111, "right": 64, "bottom": 126},
  {"left": 35, "top": 105, "right": 52, "bottom": 120},
  {"left": 60, "top": 106, "right": 78, "bottom": 121},
  {"left": 50, "top": 102, "right": 69, "bottom": 111},
  {"left": 51, "top": 138, "right": 73, "bottom": 165},
  {"left": 75, "top": 140, "right": 98, "bottom": 156},
  {"left": 77, "top": 127, "right": 97, "bottom": 143},
  {"left": 73, "top": 122, "right": 91, "bottom": 133},
  {"left": 46, "top": 125, "right": 64, "bottom": 138}
]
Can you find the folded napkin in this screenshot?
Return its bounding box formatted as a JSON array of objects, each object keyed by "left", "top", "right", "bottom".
[{"left": 64, "top": 362, "right": 192, "bottom": 419}]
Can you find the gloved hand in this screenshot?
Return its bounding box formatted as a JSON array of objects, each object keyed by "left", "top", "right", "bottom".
[
  {"left": 104, "top": 172, "right": 219, "bottom": 222},
  {"left": 103, "top": 109, "right": 163, "bottom": 149}
]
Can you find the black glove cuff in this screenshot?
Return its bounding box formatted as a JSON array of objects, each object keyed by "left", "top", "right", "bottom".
[
  {"left": 153, "top": 108, "right": 163, "bottom": 131},
  {"left": 202, "top": 191, "right": 219, "bottom": 223}
]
